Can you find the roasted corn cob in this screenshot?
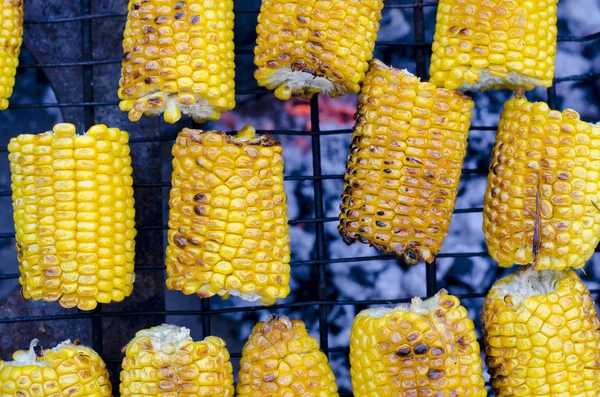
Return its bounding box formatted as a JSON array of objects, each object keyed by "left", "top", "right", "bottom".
[
  {"left": 482, "top": 268, "right": 600, "bottom": 397},
  {"left": 166, "top": 126, "right": 290, "bottom": 305},
  {"left": 120, "top": 324, "right": 234, "bottom": 397},
  {"left": 350, "top": 290, "right": 486, "bottom": 397},
  {"left": 483, "top": 94, "right": 600, "bottom": 270},
  {"left": 119, "top": 0, "right": 235, "bottom": 123},
  {"left": 254, "top": 0, "right": 384, "bottom": 100},
  {"left": 0, "top": 0, "right": 24, "bottom": 110},
  {"left": 339, "top": 60, "right": 474, "bottom": 264},
  {"left": 0, "top": 339, "right": 112, "bottom": 397},
  {"left": 237, "top": 316, "right": 339, "bottom": 397},
  {"left": 430, "top": 0, "right": 558, "bottom": 91},
  {"left": 8, "top": 123, "right": 136, "bottom": 310}
]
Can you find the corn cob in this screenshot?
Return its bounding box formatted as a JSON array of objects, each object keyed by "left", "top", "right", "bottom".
[
  {"left": 119, "top": 0, "right": 235, "bottom": 123},
  {"left": 339, "top": 60, "right": 474, "bottom": 264},
  {"left": 8, "top": 123, "right": 136, "bottom": 310},
  {"left": 429, "top": 0, "right": 558, "bottom": 91},
  {"left": 166, "top": 126, "right": 290, "bottom": 305},
  {"left": 0, "top": 0, "right": 24, "bottom": 110},
  {"left": 482, "top": 268, "right": 600, "bottom": 397},
  {"left": 254, "top": 0, "right": 384, "bottom": 100},
  {"left": 483, "top": 94, "right": 600, "bottom": 270},
  {"left": 0, "top": 339, "right": 112, "bottom": 397},
  {"left": 350, "top": 290, "right": 486, "bottom": 397},
  {"left": 237, "top": 316, "right": 339, "bottom": 397},
  {"left": 120, "top": 324, "right": 234, "bottom": 397}
]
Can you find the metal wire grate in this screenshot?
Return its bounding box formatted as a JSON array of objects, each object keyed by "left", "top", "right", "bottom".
[{"left": 0, "top": 0, "right": 599, "bottom": 396}]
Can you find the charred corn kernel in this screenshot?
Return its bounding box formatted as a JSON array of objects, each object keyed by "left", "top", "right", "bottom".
[
  {"left": 482, "top": 269, "right": 600, "bottom": 397},
  {"left": 8, "top": 123, "right": 136, "bottom": 310},
  {"left": 166, "top": 126, "right": 290, "bottom": 305},
  {"left": 119, "top": 0, "right": 235, "bottom": 123},
  {"left": 120, "top": 324, "right": 234, "bottom": 397},
  {"left": 483, "top": 94, "right": 600, "bottom": 270},
  {"left": 339, "top": 60, "right": 474, "bottom": 264},
  {"left": 0, "top": 0, "right": 24, "bottom": 110},
  {"left": 254, "top": 0, "right": 383, "bottom": 100},
  {"left": 237, "top": 316, "right": 339, "bottom": 397},
  {"left": 351, "top": 290, "right": 486, "bottom": 397},
  {"left": 0, "top": 339, "right": 112, "bottom": 397},
  {"left": 430, "top": 0, "right": 558, "bottom": 91}
]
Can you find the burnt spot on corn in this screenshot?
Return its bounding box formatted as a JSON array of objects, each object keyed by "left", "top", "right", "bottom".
[
  {"left": 430, "top": 347, "right": 445, "bottom": 357},
  {"left": 396, "top": 346, "right": 411, "bottom": 357},
  {"left": 427, "top": 369, "right": 445, "bottom": 380},
  {"left": 194, "top": 193, "right": 207, "bottom": 203},
  {"left": 414, "top": 343, "right": 429, "bottom": 354},
  {"left": 173, "top": 233, "right": 187, "bottom": 248},
  {"left": 154, "top": 15, "right": 168, "bottom": 24}
]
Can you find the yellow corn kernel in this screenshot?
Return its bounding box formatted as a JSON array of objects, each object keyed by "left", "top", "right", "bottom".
[
  {"left": 483, "top": 94, "right": 600, "bottom": 270},
  {"left": 339, "top": 59, "right": 474, "bottom": 264},
  {"left": 120, "top": 324, "right": 234, "bottom": 397},
  {"left": 0, "top": 0, "right": 23, "bottom": 110},
  {"left": 430, "top": 0, "right": 558, "bottom": 91},
  {"left": 0, "top": 339, "right": 111, "bottom": 397},
  {"left": 119, "top": 0, "right": 235, "bottom": 123},
  {"left": 166, "top": 126, "right": 290, "bottom": 305},
  {"left": 8, "top": 123, "right": 136, "bottom": 310},
  {"left": 254, "top": 0, "right": 384, "bottom": 100},
  {"left": 482, "top": 269, "right": 600, "bottom": 397},
  {"left": 237, "top": 316, "right": 339, "bottom": 397},
  {"left": 351, "top": 290, "right": 486, "bottom": 397}
]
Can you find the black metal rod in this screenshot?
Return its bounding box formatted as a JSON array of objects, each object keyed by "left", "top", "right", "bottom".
[
  {"left": 413, "top": 0, "right": 427, "bottom": 79},
  {"left": 310, "top": 96, "right": 329, "bottom": 351},
  {"left": 426, "top": 260, "right": 437, "bottom": 297},
  {"left": 547, "top": 85, "right": 558, "bottom": 109},
  {"left": 201, "top": 298, "right": 211, "bottom": 338},
  {"left": 413, "top": 0, "right": 436, "bottom": 298},
  {"left": 0, "top": 251, "right": 491, "bottom": 281},
  {"left": 2, "top": 287, "right": 599, "bottom": 324},
  {"left": 80, "top": 0, "right": 103, "bottom": 356}
]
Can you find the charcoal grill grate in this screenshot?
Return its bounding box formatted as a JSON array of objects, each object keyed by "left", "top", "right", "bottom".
[{"left": 0, "top": 1, "right": 599, "bottom": 396}]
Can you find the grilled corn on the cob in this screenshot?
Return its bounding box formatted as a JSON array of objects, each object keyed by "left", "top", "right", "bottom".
[
  {"left": 350, "top": 290, "right": 486, "bottom": 397},
  {"left": 120, "top": 324, "right": 234, "bottom": 397},
  {"left": 0, "top": 0, "right": 23, "bottom": 110},
  {"left": 483, "top": 94, "right": 600, "bottom": 270},
  {"left": 8, "top": 123, "right": 136, "bottom": 311},
  {"left": 254, "top": 0, "right": 384, "bottom": 100},
  {"left": 0, "top": 339, "right": 112, "bottom": 397},
  {"left": 430, "top": 0, "right": 558, "bottom": 91},
  {"left": 237, "top": 316, "right": 339, "bottom": 397},
  {"left": 482, "top": 269, "right": 600, "bottom": 397},
  {"left": 339, "top": 60, "right": 474, "bottom": 264},
  {"left": 119, "top": 0, "right": 235, "bottom": 123},
  {"left": 166, "top": 126, "right": 290, "bottom": 305}
]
